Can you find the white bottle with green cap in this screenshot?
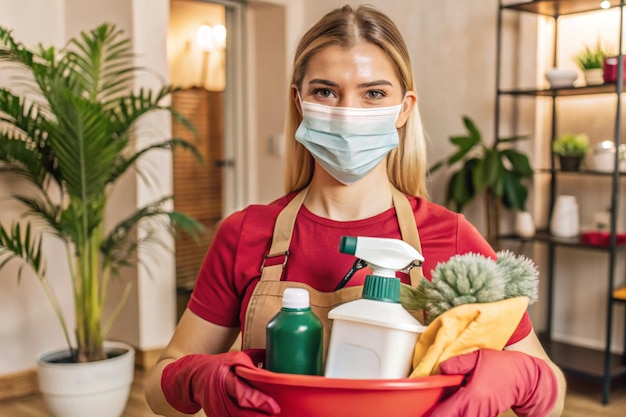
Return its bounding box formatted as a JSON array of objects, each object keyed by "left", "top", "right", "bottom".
[{"left": 324, "top": 236, "right": 426, "bottom": 379}]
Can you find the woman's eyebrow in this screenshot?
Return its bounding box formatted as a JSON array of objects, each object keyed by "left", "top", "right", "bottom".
[
  {"left": 357, "top": 80, "right": 393, "bottom": 88},
  {"left": 308, "top": 78, "right": 339, "bottom": 87},
  {"left": 307, "top": 79, "right": 393, "bottom": 88}
]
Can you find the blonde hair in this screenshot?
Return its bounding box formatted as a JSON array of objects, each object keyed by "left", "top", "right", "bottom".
[{"left": 284, "top": 4, "right": 429, "bottom": 198}]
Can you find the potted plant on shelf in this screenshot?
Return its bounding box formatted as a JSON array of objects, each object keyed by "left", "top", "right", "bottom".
[
  {"left": 429, "top": 116, "right": 533, "bottom": 243},
  {"left": 553, "top": 133, "right": 589, "bottom": 172},
  {"left": 0, "top": 23, "right": 202, "bottom": 417},
  {"left": 574, "top": 41, "right": 613, "bottom": 85}
]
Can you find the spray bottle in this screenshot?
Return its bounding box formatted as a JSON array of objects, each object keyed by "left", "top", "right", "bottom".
[{"left": 324, "top": 236, "right": 426, "bottom": 379}]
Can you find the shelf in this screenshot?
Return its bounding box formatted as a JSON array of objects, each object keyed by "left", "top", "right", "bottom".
[
  {"left": 499, "top": 0, "right": 626, "bottom": 405},
  {"left": 539, "top": 334, "right": 626, "bottom": 380},
  {"left": 503, "top": 0, "right": 623, "bottom": 17},
  {"left": 537, "top": 168, "right": 626, "bottom": 177},
  {"left": 499, "top": 83, "right": 620, "bottom": 97},
  {"left": 499, "top": 229, "right": 626, "bottom": 250}
]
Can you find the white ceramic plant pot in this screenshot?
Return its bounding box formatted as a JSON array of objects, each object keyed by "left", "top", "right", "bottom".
[
  {"left": 37, "top": 341, "right": 135, "bottom": 417},
  {"left": 515, "top": 211, "right": 536, "bottom": 238},
  {"left": 550, "top": 195, "right": 580, "bottom": 238},
  {"left": 584, "top": 68, "right": 604, "bottom": 85}
]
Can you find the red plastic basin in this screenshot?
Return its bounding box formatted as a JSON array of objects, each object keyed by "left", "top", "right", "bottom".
[{"left": 236, "top": 356, "right": 463, "bottom": 417}]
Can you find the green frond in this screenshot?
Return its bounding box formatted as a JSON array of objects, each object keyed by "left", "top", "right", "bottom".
[
  {"left": 45, "top": 92, "right": 121, "bottom": 200},
  {"left": 109, "top": 138, "right": 203, "bottom": 184},
  {"left": 13, "top": 194, "right": 63, "bottom": 235},
  {"left": 67, "top": 23, "right": 137, "bottom": 102},
  {"left": 0, "top": 27, "right": 36, "bottom": 68},
  {"left": 169, "top": 105, "right": 199, "bottom": 138},
  {"left": 0, "top": 89, "right": 61, "bottom": 186},
  {"left": 0, "top": 222, "right": 45, "bottom": 280},
  {"left": 101, "top": 197, "right": 204, "bottom": 271},
  {"left": 59, "top": 196, "right": 106, "bottom": 246},
  {"left": 109, "top": 86, "right": 175, "bottom": 131}
]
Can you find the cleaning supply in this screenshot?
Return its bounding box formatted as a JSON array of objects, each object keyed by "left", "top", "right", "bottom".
[
  {"left": 266, "top": 288, "right": 323, "bottom": 375},
  {"left": 325, "top": 236, "right": 426, "bottom": 379},
  {"left": 410, "top": 296, "right": 529, "bottom": 377}
]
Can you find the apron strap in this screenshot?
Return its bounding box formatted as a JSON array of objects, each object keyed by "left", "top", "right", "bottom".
[
  {"left": 391, "top": 186, "right": 424, "bottom": 288},
  {"left": 259, "top": 185, "right": 424, "bottom": 287},
  {"left": 259, "top": 187, "right": 309, "bottom": 282}
]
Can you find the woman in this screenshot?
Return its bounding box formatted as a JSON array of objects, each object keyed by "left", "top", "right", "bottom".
[{"left": 145, "top": 5, "right": 566, "bottom": 417}]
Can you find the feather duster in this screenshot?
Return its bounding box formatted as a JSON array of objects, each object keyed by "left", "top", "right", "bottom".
[{"left": 400, "top": 250, "right": 539, "bottom": 324}]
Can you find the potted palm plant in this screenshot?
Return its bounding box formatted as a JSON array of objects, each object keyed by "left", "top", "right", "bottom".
[
  {"left": 429, "top": 116, "right": 533, "bottom": 243},
  {"left": 0, "top": 23, "right": 202, "bottom": 417}
]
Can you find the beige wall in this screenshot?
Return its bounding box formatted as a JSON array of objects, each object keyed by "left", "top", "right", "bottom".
[{"left": 248, "top": 2, "right": 287, "bottom": 203}]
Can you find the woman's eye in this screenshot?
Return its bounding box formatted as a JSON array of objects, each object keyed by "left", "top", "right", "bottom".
[
  {"left": 365, "top": 90, "right": 386, "bottom": 99},
  {"left": 312, "top": 88, "right": 335, "bottom": 98}
]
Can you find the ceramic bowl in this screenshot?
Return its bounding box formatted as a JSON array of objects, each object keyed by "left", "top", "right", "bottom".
[
  {"left": 589, "top": 141, "right": 626, "bottom": 172},
  {"left": 545, "top": 68, "right": 578, "bottom": 88},
  {"left": 236, "top": 349, "right": 463, "bottom": 417}
]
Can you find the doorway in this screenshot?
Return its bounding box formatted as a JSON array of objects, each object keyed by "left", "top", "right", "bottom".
[
  {"left": 168, "top": 0, "right": 232, "bottom": 318},
  {"left": 167, "top": 0, "right": 287, "bottom": 319}
]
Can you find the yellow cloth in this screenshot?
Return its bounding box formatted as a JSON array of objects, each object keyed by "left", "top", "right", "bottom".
[{"left": 410, "top": 296, "right": 529, "bottom": 377}]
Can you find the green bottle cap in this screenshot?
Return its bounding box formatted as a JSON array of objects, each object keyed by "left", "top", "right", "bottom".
[
  {"left": 362, "top": 275, "right": 400, "bottom": 303},
  {"left": 339, "top": 236, "right": 357, "bottom": 255}
]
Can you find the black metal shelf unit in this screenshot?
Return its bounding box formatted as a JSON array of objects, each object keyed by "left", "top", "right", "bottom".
[{"left": 496, "top": 0, "right": 626, "bottom": 404}]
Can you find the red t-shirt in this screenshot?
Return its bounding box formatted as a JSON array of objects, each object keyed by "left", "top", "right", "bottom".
[{"left": 189, "top": 193, "right": 532, "bottom": 345}]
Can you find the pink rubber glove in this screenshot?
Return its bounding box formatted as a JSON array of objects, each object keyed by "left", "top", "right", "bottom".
[
  {"left": 426, "top": 349, "right": 558, "bottom": 417},
  {"left": 161, "top": 351, "right": 280, "bottom": 417}
]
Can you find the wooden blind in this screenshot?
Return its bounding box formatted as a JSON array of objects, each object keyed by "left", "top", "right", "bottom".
[{"left": 171, "top": 87, "right": 224, "bottom": 289}]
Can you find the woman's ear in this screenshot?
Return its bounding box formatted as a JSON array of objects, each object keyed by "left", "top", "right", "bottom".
[
  {"left": 291, "top": 84, "right": 302, "bottom": 116},
  {"left": 396, "top": 90, "right": 417, "bottom": 129}
]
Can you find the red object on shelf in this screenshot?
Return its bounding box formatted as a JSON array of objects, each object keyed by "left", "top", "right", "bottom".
[
  {"left": 236, "top": 350, "right": 463, "bottom": 417},
  {"left": 580, "top": 231, "right": 626, "bottom": 246},
  {"left": 603, "top": 56, "right": 626, "bottom": 83}
]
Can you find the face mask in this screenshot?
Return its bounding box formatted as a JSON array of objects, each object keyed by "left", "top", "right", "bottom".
[{"left": 295, "top": 99, "right": 403, "bottom": 184}]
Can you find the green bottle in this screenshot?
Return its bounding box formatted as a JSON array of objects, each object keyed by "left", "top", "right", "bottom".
[{"left": 266, "top": 288, "right": 323, "bottom": 375}]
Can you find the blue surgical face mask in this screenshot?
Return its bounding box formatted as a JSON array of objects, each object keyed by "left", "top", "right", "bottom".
[{"left": 295, "top": 99, "right": 403, "bottom": 184}]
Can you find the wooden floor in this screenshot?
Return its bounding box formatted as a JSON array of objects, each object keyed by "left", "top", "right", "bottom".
[{"left": 1, "top": 368, "right": 625, "bottom": 417}]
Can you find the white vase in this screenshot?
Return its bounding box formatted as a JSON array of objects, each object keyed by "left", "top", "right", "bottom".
[
  {"left": 550, "top": 195, "right": 580, "bottom": 238},
  {"left": 37, "top": 341, "right": 135, "bottom": 417},
  {"left": 515, "top": 211, "right": 536, "bottom": 238},
  {"left": 584, "top": 68, "right": 604, "bottom": 85}
]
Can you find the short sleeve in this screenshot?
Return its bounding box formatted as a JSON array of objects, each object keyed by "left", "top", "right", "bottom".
[{"left": 188, "top": 210, "right": 246, "bottom": 327}]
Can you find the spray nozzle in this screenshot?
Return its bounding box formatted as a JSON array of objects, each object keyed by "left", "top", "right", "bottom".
[{"left": 339, "top": 236, "right": 424, "bottom": 279}]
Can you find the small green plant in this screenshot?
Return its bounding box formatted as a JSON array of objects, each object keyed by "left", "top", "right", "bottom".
[
  {"left": 553, "top": 133, "right": 589, "bottom": 157},
  {"left": 574, "top": 41, "right": 613, "bottom": 70}
]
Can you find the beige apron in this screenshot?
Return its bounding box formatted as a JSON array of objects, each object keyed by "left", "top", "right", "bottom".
[{"left": 242, "top": 186, "right": 424, "bottom": 359}]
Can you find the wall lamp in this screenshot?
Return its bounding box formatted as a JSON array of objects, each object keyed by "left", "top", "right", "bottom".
[{"left": 196, "top": 24, "right": 226, "bottom": 53}]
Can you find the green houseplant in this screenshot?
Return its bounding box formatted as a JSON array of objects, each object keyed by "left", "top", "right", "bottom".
[
  {"left": 429, "top": 116, "right": 533, "bottom": 243},
  {"left": 574, "top": 42, "right": 611, "bottom": 70},
  {"left": 574, "top": 42, "right": 613, "bottom": 85},
  {"left": 552, "top": 132, "right": 589, "bottom": 171},
  {"left": 0, "top": 24, "right": 202, "bottom": 363}
]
